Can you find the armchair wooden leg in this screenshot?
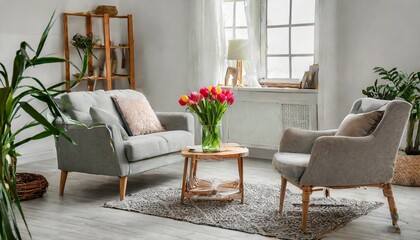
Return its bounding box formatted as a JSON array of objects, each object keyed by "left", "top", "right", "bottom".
[
  {"left": 301, "top": 186, "right": 312, "bottom": 232},
  {"left": 279, "top": 177, "right": 287, "bottom": 212},
  {"left": 119, "top": 176, "right": 128, "bottom": 201},
  {"left": 59, "top": 170, "right": 68, "bottom": 196},
  {"left": 382, "top": 183, "right": 400, "bottom": 231}
]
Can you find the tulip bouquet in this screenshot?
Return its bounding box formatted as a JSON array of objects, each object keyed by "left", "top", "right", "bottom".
[{"left": 179, "top": 86, "right": 234, "bottom": 152}]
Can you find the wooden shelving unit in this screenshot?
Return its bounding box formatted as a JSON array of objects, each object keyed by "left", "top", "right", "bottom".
[{"left": 63, "top": 12, "right": 135, "bottom": 91}]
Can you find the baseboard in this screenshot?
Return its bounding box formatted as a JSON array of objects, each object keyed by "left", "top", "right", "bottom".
[{"left": 17, "top": 149, "right": 56, "bottom": 166}]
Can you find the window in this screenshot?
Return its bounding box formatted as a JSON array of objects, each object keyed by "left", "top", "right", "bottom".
[
  {"left": 222, "top": 0, "right": 316, "bottom": 87},
  {"left": 261, "top": 0, "right": 316, "bottom": 85},
  {"left": 223, "top": 0, "right": 248, "bottom": 41}
]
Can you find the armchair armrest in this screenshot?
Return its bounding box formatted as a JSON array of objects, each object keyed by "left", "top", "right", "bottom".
[
  {"left": 279, "top": 128, "right": 337, "bottom": 154},
  {"left": 299, "top": 135, "right": 395, "bottom": 186},
  {"left": 155, "top": 112, "right": 194, "bottom": 134},
  {"left": 55, "top": 123, "right": 129, "bottom": 176}
]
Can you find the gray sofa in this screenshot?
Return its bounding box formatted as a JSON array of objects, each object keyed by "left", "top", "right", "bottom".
[{"left": 54, "top": 89, "right": 194, "bottom": 200}]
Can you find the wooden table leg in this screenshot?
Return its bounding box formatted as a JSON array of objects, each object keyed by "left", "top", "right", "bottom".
[
  {"left": 180, "top": 157, "right": 189, "bottom": 204},
  {"left": 193, "top": 158, "right": 198, "bottom": 177},
  {"left": 238, "top": 156, "right": 244, "bottom": 204}
]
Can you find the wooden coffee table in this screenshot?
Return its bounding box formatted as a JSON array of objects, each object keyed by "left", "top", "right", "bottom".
[{"left": 180, "top": 143, "right": 249, "bottom": 204}]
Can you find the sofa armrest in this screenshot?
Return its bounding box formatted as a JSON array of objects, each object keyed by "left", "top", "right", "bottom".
[
  {"left": 156, "top": 112, "right": 194, "bottom": 134},
  {"left": 279, "top": 128, "right": 337, "bottom": 154},
  {"left": 55, "top": 123, "right": 129, "bottom": 176}
]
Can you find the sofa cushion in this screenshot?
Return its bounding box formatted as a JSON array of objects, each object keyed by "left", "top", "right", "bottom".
[
  {"left": 90, "top": 107, "right": 129, "bottom": 140},
  {"left": 151, "top": 131, "right": 194, "bottom": 153},
  {"left": 272, "top": 152, "right": 310, "bottom": 183},
  {"left": 124, "top": 130, "right": 193, "bottom": 162},
  {"left": 61, "top": 90, "right": 124, "bottom": 126},
  {"left": 336, "top": 110, "right": 384, "bottom": 137},
  {"left": 112, "top": 95, "right": 165, "bottom": 136},
  {"left": 124, "top": 135, "right": 169, "bottom": 162}
]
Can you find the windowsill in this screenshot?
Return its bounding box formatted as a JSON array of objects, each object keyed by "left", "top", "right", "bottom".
[{"left": 222, "top": 86, "right": 318, "bottom": 94}]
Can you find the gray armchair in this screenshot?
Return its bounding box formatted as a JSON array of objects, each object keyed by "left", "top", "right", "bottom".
[{"left": 273, "top": 98, "right": 411, "bottom": 232}]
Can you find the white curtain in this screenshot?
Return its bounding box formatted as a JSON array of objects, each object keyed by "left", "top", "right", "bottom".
[
  {"left": 244, "top": 0, "right": 262, "bottom": 87},
  {"left": 189, "top": 0, "right": 226, "bottom": 90}
]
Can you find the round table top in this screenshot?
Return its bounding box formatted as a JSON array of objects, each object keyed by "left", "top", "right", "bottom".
[{"left": 181, "top": 143, "right": 249, "bottom": 160}]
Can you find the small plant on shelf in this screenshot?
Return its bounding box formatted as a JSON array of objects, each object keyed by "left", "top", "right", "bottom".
[{"left": 71, "top": 33, "right": 97, "bottom": 61}]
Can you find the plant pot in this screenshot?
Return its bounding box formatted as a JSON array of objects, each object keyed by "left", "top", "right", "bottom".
[
  {"left": 16, "top": 173, "right": 49, "bottom": 201},
  {"left": 392, "top": 154, "right": 420, "bottom": 186}
]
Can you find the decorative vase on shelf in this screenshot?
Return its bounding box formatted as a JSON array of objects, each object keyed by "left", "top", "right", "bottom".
[{"left": 201, "top": 124, "right": 222, "bottom": 153}]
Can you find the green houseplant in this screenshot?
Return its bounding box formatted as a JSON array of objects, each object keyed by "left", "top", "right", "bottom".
[
  {"left": 0, "top": 13, "right": 87, "bottom": 239},
  {"left": 362, "top": 67, "right": 420, "bottom": 186}
]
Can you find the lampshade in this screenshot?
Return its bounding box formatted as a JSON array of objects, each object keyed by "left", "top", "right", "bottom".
[{"left": 227, "top": 39, "right": 250, "bottom": 60}]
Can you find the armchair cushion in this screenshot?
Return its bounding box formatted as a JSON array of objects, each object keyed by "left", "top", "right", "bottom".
[
  {"left": 273, "top": 152, "right": 311, "bottom": 183},
  {"left": 336, "top": 110, "right": 383, "bottom": 137},
  {"left": 112, "top": 95, "right": 165, "bottom": 136},
  {"left": 90, "top": 107, "right": 129, "bottom": 140}
]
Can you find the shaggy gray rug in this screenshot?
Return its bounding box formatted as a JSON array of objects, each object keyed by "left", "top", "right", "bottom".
[{"left": 103, "top": 183, "right": 383, "bottom": 239}]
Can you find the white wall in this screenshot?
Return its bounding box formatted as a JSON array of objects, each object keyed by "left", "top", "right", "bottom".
[
  {"left": 0, "top": 0, "right": 119, "bottom": 164},
  {"left": 318, "top": 0, "right": 420, "bottom": 129},
  {"left": 120, "top": 0, "right": 192, "bottom": 112},
  {"left": 0, "top": 0, "right": 192, "bottom": 163}
]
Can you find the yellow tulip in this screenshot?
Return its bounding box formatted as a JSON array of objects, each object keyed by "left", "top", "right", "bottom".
[
  {"left": 208, "top": 86, "right": 213, "bottom": 91},
  {"left": 216, "top": 87, "right": 222, "bottom": 94},
  {"left": 181, "top": 95, "right": 189, "bottom": 102}
]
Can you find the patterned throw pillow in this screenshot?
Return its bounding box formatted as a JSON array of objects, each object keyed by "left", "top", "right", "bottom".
[
  {"left": 336, "top": 110, "right": 384, "bottom": 137},
  {"left": 112, "top": 95, "right": 165, "bottom": 136}
]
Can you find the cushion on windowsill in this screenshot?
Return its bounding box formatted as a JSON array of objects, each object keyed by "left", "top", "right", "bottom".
[
  {"left": 112, "top": 95, "right": 165, "bottom": 136},
  {"left": 336, "top": 110, "right": 384, "bottom": 137}
]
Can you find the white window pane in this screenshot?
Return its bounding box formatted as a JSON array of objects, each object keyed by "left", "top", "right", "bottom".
[
  {"left": 235, "top": 1, "right": 247, "bottom": 27},
  {"left": 292, "top": 0, "right": 315, "bottom": 24},
  {"left": 236, "top": 28, "right": 248, "bottom": 39},
  {"left": 291, "top": 26, "right": 314, "bottom": 54},
  {"left": 225, "top": 29, "right": 234, "bottom": 40},
  {"left": 291, "top": 56, "right": 313, "bottom": 79},
  {"left": 267, "top": 0, "right": 290, "bottom": 26},
  {"left": 267, "top": 57, "right": 289, "bottom": 79},
  {"left": 267, "top": 27, "right": 289, "bottom": 54},
  {"left": 223, "top": 2, "right": 234, "bottom": 27}
]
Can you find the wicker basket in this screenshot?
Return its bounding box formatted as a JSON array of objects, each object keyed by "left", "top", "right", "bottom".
[
  {"left": 392, "top": 155, "right": 420, "bottom": 187},
  {"left": 94, "top": 5, "right": 118, "bottom": 16},
  {"left": 16, "top": 173, "right": 49, "bottom": 201}
]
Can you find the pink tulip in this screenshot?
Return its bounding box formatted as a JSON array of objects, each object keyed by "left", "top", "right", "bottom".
[
  {"left": 199, "top": 87, "right": 209, "bottom": 98},
  {"left": 210, "top": 94, "right": 217, "bottom": 101},
  {"left": 227, "top": 93, "right": 235, "bottom": 105},
  {"left": 188, "top": 99, "right": 196, "bottom": 105},
  {"left": 189, "top": 92, "right": 200, "bottom": 103}
]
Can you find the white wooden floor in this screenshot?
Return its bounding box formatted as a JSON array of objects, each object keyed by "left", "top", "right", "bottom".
[{"left": 17, "top": 157, "right": 420, "bottom": 240}]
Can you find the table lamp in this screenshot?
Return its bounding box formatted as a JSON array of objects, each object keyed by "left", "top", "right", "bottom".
[{"left": 227, "top": 39, "right": 250, "bottom": 87}]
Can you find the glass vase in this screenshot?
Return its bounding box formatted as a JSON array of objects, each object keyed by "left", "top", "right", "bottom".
[{"left": 201, "top": 124, "right": 222, "bottom": 153}]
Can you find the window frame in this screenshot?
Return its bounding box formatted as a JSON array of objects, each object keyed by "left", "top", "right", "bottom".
[{"left": 260, "top": 0, "right": 316, "bottom": 86}]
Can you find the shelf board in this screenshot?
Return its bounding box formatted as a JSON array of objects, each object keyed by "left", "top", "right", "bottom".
[
  {"left": 92, "top": 45, "right": 130, "bottom": 49},
  {"left": 64, "top": 12, "right": 129, "bottom": 19},
  {"left": 72, "top": 74, "right": 130, "bottom": 80}
]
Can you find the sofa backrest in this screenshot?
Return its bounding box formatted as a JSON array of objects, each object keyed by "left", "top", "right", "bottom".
[{"left": 60, "top": 89, "right": 146, "bottom": 126}]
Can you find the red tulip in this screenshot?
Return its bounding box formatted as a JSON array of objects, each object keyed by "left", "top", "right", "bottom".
[
  {"left": 227, "top": 93, "right": 235, "bottom": 105},
  {"left": 217, "top": 93, "right": 227, "bottom": 103},
  {"left": 210, "top": 94, "right": 217, "bottom": 101},
  {"left": 178, "top": 98, "right": 186, "bottom": 106},
  {"left": 211, "top": 86, "right": 218, "bottom": 95},
  {"left": 199, "top": 87, "right": 209, "bottom": 98}
]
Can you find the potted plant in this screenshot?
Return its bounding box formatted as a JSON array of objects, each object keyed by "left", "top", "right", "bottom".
[
  {"left": 362, "top": 67, "right": 420, "bottom": 186},
  {"left": 0, "top": 13, "right": 87, "bottom": 239}
]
